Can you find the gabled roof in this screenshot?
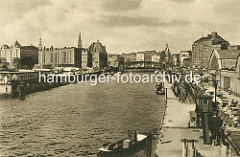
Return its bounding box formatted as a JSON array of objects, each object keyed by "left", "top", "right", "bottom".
[
  {"left": 194, "top": 36, "right": 210, "bottom": 43},
  {"left": 235, "top": 54, "right": 240, "bottom": 68},
  {"left": 218, "top": 50, "right": 240, "bottom": 59},
  {"left": 194, "top": 32, "right": 227, "bottom": 43},
  {"left": 209, "top": 49, "right": 240, "bottom": 70},
  {"left": 88, "top": 40, "right": 106, "bottom": 53},
  {"left": 1, "top": 44, "right": 10, "bottom": 49},
  {"left": 13, "top": 41, "right": 21, "bottom": 48}
]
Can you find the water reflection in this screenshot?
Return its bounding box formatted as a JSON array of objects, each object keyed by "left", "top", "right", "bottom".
[{"left": 0, "top": 72, "right": 165, "bottom": 156}]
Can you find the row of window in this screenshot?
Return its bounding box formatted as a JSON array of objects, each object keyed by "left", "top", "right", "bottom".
[
  {"left": 0, "top": 50, "right": 20, "bottom": 62},
  {"left": 42, "top": 51, "right": 73, "bottom": 64}
]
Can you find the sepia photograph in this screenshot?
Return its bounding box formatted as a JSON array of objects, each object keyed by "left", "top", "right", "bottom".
[{"left": 0, "top": 0, "right": 240, "bottom": 156}]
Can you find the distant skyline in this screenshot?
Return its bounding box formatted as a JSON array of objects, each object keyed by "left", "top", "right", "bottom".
[{"left": 0, "top": 0, "right": 240, "bottom": 54}]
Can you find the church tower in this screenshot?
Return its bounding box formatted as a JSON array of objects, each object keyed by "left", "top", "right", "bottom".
[
  {"left": 78, "top": 32, "right": 82, "bottom": 48},
  {"left": 165, "top": 43, "right": 171, "bottom": 62},
  {"left": 38, "top": 37, "right": 42, "bottom": 51},
  {"left": 38, "top": 30, "right": 42, "bottom": 51}
]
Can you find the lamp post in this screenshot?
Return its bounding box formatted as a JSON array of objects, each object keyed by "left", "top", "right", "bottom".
[
  {"left": 211, "top": 73, "right": 219, "bottom": 108},
  {"left": 211, "top": 73, "right": 221, "bottom": 145},
  {"left": 214, "top": 79, "right": 217, "bottom": 107}
]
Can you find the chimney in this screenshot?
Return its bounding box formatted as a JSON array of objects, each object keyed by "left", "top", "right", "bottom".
[{"left": 212, "top": 31, "right": 217, "bottom": 36}]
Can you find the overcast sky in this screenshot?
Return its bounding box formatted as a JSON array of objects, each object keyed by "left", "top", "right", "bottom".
[{"left": 0, "top": 0, "right": 239, "bottom": 54}]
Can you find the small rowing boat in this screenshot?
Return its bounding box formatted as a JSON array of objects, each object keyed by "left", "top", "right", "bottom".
[{"left": 97, "top": 131, "right": 148, "bottom": 157}]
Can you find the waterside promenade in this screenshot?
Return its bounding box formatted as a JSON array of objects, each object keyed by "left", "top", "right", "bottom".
[{"left": 155, "top": 81, "right": 222, "bottom": 157}]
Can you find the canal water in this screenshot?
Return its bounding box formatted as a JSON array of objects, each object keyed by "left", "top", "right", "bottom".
[{"left": 0, "top": 72, "right": 165, "bottom": 156}]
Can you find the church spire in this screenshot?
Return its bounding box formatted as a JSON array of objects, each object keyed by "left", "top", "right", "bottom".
[{"left": 78, "top": 32, "right": 82, "bottom": 48}]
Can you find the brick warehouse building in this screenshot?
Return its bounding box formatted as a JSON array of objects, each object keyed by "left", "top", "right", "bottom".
[
  {"left": 192, "top": 32, "right": 229, "bottom": 67},
  {"left": 38, "top": 35, "right": 92, "bottom": 69},
  {"left": 108, "top": 54, "right": 120, "bottom": 67},
  {"left": 38, "top": 46, "right": 82, "bottom": 68},
  {"left": 88, "top": 40, "right": 108, "bottom": 69}
]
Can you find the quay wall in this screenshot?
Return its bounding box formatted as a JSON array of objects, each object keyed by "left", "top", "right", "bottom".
[
  {"left": 173, "top": 75, "right": 240, "bottom": 156},
  {"left": 155, "top": 81, "right": 223, "bottom": 156}
]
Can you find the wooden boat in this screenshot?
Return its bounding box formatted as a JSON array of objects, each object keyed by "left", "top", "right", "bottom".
[{"left": 97, "top": 133, "right": 148, "bottom": 157}]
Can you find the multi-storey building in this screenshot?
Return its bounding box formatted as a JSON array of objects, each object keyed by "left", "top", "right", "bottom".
[
  {"left": 172, "top": 54, "right": 180, "bottom": 66},
  {"left": 108, "top": 54, "right": 120, "bottom": 67},
  {"left": 38, "top": 33, "right": 92, "bottom": 69},
  {"left": 179, "top": 51, "right": 192, "bottom": 67},
  {"left": 38, "top": 46, "right": 82, "bottom": 68},
  {"left": 143, "top": 50, "right": 160, "bottom": 67},
  {"left": 152, "top": 53, "right": 160, "bottom": 63},
  {"left": 136, "top": 52, "right": 144, "bottom": 61},
  {"left": 122, "top": 53, "right": 136, "bottom": 63},
  {"left": 88, "top": 40, "right": 108, "bottom": 69},
  {"left": 135, "top": 52, "right": 145, "bottom": 67},
  {"left": 81, "top": 48, "right": 92, "bottom": 69},
  {"left": 144, "top": 50, "right": 158, "bottom": 62},
  {"left": 192, "top": 31, "right": 229, "bottom": 67},
  {"left": 0, "top": 41, "right": 38, "bottom": 68}
]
